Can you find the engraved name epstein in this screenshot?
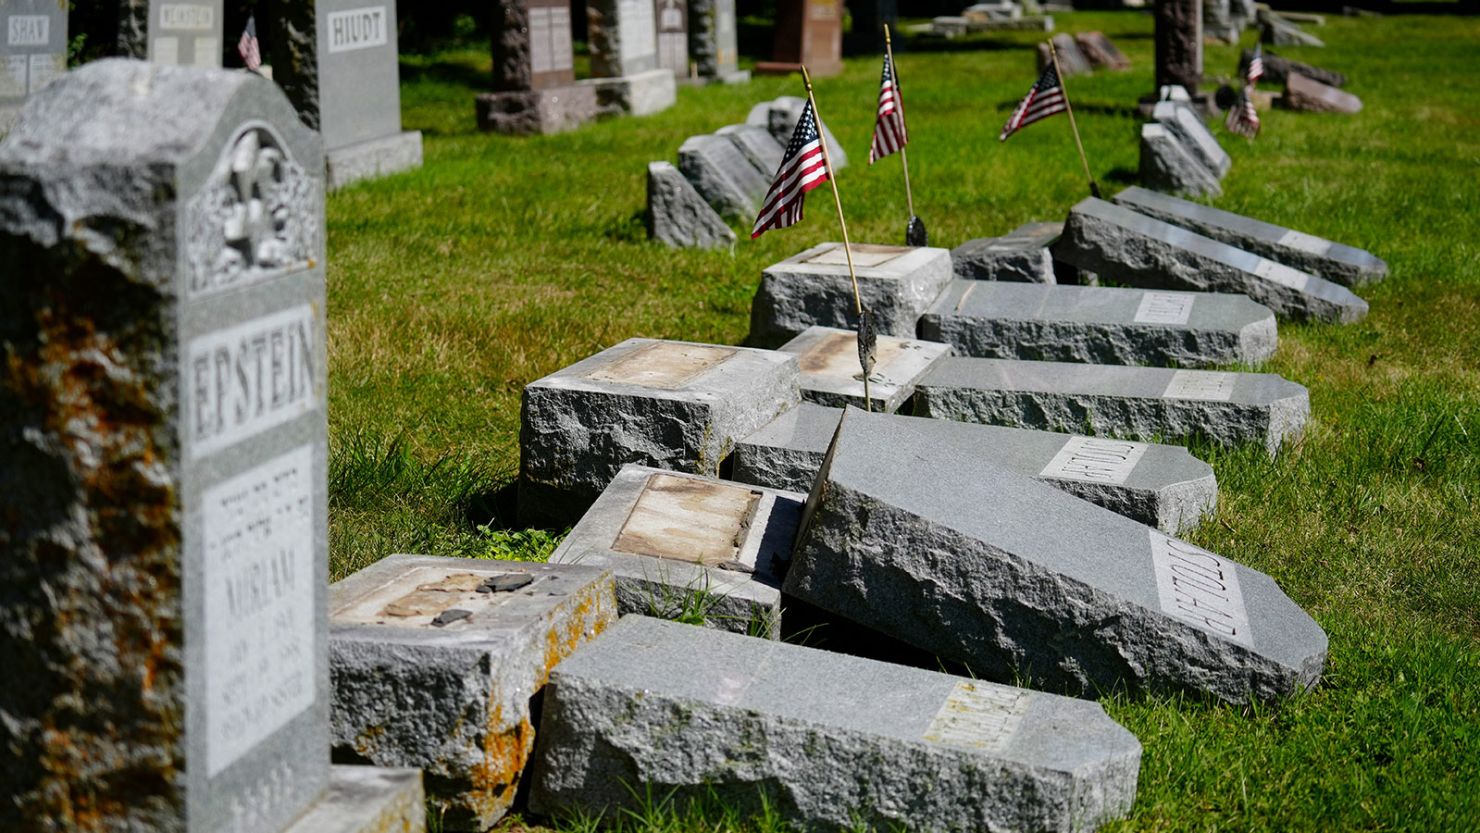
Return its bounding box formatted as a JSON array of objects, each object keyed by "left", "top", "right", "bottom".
[
  {"left": 328, "top": 6, "right": 388, "bottom": 54},
  {"left": 189, "top": 305, "right": 318, "bottom": 459},
  {"left": 1150, "top": 532, "right": 1253, "bottom": 648}
]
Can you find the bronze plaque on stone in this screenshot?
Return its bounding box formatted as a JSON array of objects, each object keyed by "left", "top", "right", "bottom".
[
  {"left": 612, "top": 474, "right": 762, "bottom": 566},
  {"left": 333, "top": 567, "right": 534, "bottom": 625},
  {"left": 797, "top": 330, "right": 905, "bottom": 379},
  {"left": 586, "top": 342, "right": 736, "bottom": 389}
]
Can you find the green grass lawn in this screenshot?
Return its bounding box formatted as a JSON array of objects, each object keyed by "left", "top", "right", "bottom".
[{"left": 328, "top": 11, "right": 1480, "bottom": 831}]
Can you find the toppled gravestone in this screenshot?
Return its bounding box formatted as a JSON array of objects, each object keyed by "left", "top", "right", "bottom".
[
  {"left": 1281, "top": 72, "right": 1363, "bottom": 114},
  {"left": 732, "top": 403, "right": 1218, "bottom": 533},
  {"left": 717, "top": 123, "right": 784, "bottom": 178},
  {"left": 1114, "top": 186, "right": 1387, "bottom": 287},
  {"left": 550, "top": 465, "right": 801, "bottom": 637},
  {"left": 1240, "top": 48, "right": 1346, "bottom": 87},
  {"left": 1037, "top": 35, "right": 1093, "bottom": 77},
  {"left": 519, "top": 338, "right": 799, "bottom": 526},
  {"left": 784, "top": 409, "right": 1329, "bottom": 702},
  {"left": 951, "top": 221, "right": 1062, "bottom": 282},
  {"left": 529, "top": 616, "right": 1143, "bottom": 832},
  {"left": 779, "top": 326, "right": 953, "bottom": 413},
  {"left": 1076, "top": 31, "right": 1131, "bottom": 69},
  {"left": 329, "top": 556, "right": 617, "bottom": 830},
  {"left": 1153, "top": 100, "right": 1231, "bottom": 178},
  {"left": 646, "top": 161, "right": 735, "bottom": 249},
  {"left": 1056, "top": 197, "right": 1369, "bottom": 323},
  {"left": 919, "top": 279, "right": 1277, "bottom": 367},
  {"left": 915, "top": 357, "right": 1310, "bottom": 456},
  {"left": 679, "top": 132, "right": 773, "bottom": 219},
  {"left": 750, "top": 242, "right": 953, "bottom": 346},
  {"left": 1261, "top": 11, "right": 1324, "bottom": 47},
  {"left": 1140, "top": 122, "right": 1222, "bottom": 198}
]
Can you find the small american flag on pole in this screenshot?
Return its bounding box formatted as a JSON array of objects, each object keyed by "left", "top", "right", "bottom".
[
  {"left": 238, "top": 15, "right": 262, "bottom": 71},
  {"left": 751, "top": 100, "right": 830, "bottom": 239},
  {"left": 999, "top": 64, "right": 1068, "bottom": 141},
  {"left": 868, "top": 53, "right": 908, "bottom": 164},
  {"left": 1225, "top": 87, "right": 1261, "bottom": 138},
  {"left": 1247, "top": 44, "right": 1264, "bottom": 86}
]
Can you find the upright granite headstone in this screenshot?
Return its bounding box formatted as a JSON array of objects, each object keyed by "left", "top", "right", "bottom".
[
  {"left": 655, "top": 0, "right": 688, "bottom": 78},
  {"left": 688, "top": 0, "right": 748, "bottom": 83},
  {"left": 846, "top": 0, "right": 898, "bottom": 54},
  {"left": 1154, "top": 0, "right": 1202, "bottom": 92},
  {"left": 585, "top": 0, "right": 677, "bottom": 116},
  {"left": 0, "top": 0, "right": 67, "bottom": 132},
  {"left": 0, "top": 59, "right": 339, "bottom": 833},
  {"left": 476, "top": 0, "right": 597, "bottom": 135},
  {"left": 270, "top": 2, "right": 424, "bottom": 189},
  {"left": 757, "top": 0, "right": 843, "bottom": 77},
  {"left": 119, "top": 0, "right": 226, "bottom": 67}
]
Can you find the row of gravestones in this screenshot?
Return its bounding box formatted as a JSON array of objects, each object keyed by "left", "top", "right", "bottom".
[
  {"left": 1140, "top": 84, "right": 1230, "bottom": 198},
  {"left": 930, "top": 1, "right": 1057, "bottom": 36}
]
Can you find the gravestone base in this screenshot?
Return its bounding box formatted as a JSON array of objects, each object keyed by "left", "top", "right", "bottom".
[
  {"left": 283, "top": 767, "right": 427, "bottom": 833},
  {"left": 685, "top": 69, "right": 751, "bottom": 85},
  {"left": 647, "top": 161, "right": 736, "bottom": 249},
  {"left": 329, "top": 556, "right": 618, "bottom": 831},
  {"left": 475, "top": 85, "right": 598, "bottom": 136},
  {"left": 551, "top": 466, "right": 801, "bottom": 638},
  {"left": 582, "top": 68, "right": 678, "bottom": 118},
  {"left": 326, "top": 131, "right": 425, "bottom": 190}
]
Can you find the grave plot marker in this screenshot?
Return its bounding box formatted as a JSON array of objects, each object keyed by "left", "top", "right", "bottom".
[
  {"left": 655, "top": 0, "right": 688, "bottom": 78},
  {"left": 476, "top": 0, "right": 597, "bottom": 135},
  {"left": 756, "top": 0, "right": 843, "bottom": 77},
  {"left": 119, "top": 0, "right": 226, "bottom": 67},
  {"left": 951, "top": 220, "right": 1063, "bottom": 283},
  {"left": 779, "top": 326, "right": 952, "bottom": 413},
  {"left": 0, "top": 0, "right": 67, "bottom": 132}
]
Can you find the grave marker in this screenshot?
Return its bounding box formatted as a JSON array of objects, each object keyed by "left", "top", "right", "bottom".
[
  {"left": 646, "top": 160, "right": 735, "bottom": 248},
  {"left": 1140, "top": 121, "right": 1221, "bottom": 197},
  {"left": 951, "top": 220, "right": 1062, "bottom": 283},
  {"left": 585, "top": 0, "right": 678, "bottom": 116},
  {"left": 655, "top": 0, "right": 688, "bottom": 78},
  {"left": 678, "top": 131, "right": 772, "bottom": 218},
  {"left": 1153, "top": 100, "right": 1231, "bottom": 178},
  {"left": 1281, "top": 71, "right": 1361, "bottom": 114},
  {"left": 1076, "top": 31, "right": 1131, "bottom": 69},
  {"left": 688, "top": 0, "right": 748, "bottom": 83},
  {"left": 780, "top": 326, "right": 952, "bottom": 413},
  {"left": 476, "top": 0, "right": 597, "bottom": 135},
  {"left": 1154, "top": 0, "right": 1202, "bottom": 92},
  {"left": 0, "top": 0, "right": 67, "bottom": 132},
  {"left": 119, "top": 0, "right": 225, "bottom": 67},
  {"left": 757, "top": 0, "right": 843, "bottom": 77}
]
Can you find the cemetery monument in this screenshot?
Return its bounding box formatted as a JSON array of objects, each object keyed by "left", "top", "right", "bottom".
[
  {"left": 119, "top": 0, "right": 225, "bottom": 67},
  {"left": 0, "top": 0, "right": 67, "bottom": 132},
  {"left": 756, "top": 0, "right": 843, "bottom": 77},
  {"left": 476, "top": 0, "right": 597, "bottom": 135}
]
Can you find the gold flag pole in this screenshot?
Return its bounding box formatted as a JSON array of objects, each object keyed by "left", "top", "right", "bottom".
[
  {"left": 883, "top": 24, "right": 915, "bottom": 221},
  {"left": 1048, "top": 41, "right": 1101, "bottom": 198},
  {"left": 802, "top": 64, "right": 873, "bottom": 412}
]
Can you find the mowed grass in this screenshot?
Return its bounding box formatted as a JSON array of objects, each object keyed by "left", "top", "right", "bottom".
[{"left": 327, "top": 12, "right": 1480, "bottom": 832}]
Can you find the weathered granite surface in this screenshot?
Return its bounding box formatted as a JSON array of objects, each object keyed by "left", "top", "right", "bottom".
[
  {"left": 1240, "top": 48, "right": 1345, "bottom": 87},
  {"left": 1281, "top": 72, "right": 1362, "bottom": 114},
  {"left": 679, "top": 132, "right": 771, "bottom": 219},
  {"left": 716, "top": 123, "right": 785, "bottom": 180},
  {"left": 1152, "top": 100, "right": 1231, "bottom": 178},
  {"left": 582, "top": 67, "right": 677, "bottom": 117},
  {"left": 779, "top": 326, "right": 953, "bottom": 413},
  {"left": 1154, "top": 0, "right": 1203, "bottom": 90},
  {"left": 1076, "top": 31, "right": 1131, "bottom": 69},
  {"left": 475, "top": 85, "right": 598, "bottom": 135},
  {"left": 1140, "top": 122, "right": 1222, "bottom": 198},
  {"left": 751, "top": 95, "right": 848, "bottom": 169},
  {"left": 647, "top": 161, "right": 736, "bottom": 249},
  {"left": 283, "top": 767, "right": 427, "bottom": 833},
  {"left": 530, "top": 616, "right": 1142, "bottom": 831},
  {"left": 1261, "top": 11, "right": 1324, "bottom": 47},
  {"left": 688, "top": 0, "right": 748, "bottom": 83},
  {"left": 951, "top": 221, "right": 1061, "bottom": 283}
]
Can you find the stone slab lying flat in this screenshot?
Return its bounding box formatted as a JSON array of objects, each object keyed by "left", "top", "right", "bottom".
[
  {"left": 519, "top": 338, "right": 799, "bottom": 526},
  {"left": 326, "top": 131, "right": 425, "bottom": 191},
  {"left": 647, "top": 161, "right": 735, "bottom": 249},
  {"left": 750, "top": 242, "right": 953, "bottom": 346},
  {"left": 1153, "top": 100, "right": 1231, "bottom": 178},
  {"left": 1057, "top": 197, "right": 1369, "bottom": 323},
  {"left": 529, "top": 616, "right": 1141, "bottom": 832},
  {"left": 919, "top": 279, "right": 1277, "bottom": 368},
  {"left": 329, "top": 556, "right": 617, "bottom": 830},
  {"left": 732, "top": 403, "right": 1217, "bottom": 533},
  {"left": 915, "top": 357, "right": 1309, "bottom": 456},
  {"left": 283, "top": 767, "right": 427, "bottom": 833},
  {"left": 1240, "top": 48, "right": 1346, "bottom": 87},
  {"left": 951, "top": 221, "right": 1061, "bottom": 283},
  {"left": 779, "top": 326, "right": 953, "bottom": 413},
  {"left": 1140, "top": 122, "right": 1221, "bottom": 198},
  {"left": 550, "top": 465, "right": 801, "bottom": 637},
  {"left": 784, "top": 409, "right": 1328, "bottom": 703},
  {"left": 1114, "top": 186, "right": 1387, "bottom": 287}
]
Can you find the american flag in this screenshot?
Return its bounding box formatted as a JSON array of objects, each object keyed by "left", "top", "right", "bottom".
[
  {"left": 1247, "top": 44, "right": 1264, "bottom": 86},
  {"left": 868, "top": 53, "right": 908, "bottom": 164},
  {"left": 1225, "top": 86, "right": 1261, "bottom": 138},
  {"left": 751, "top": 99, "right": 830, "bottom": 239},
  {"left": 999, "top": 64, "right": 1067, "bottom": 141},
  {"left": 238, "top": 15, "right": 262, "bottom": 71}
]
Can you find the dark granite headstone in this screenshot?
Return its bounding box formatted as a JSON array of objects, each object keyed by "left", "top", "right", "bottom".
[
  {"left": 476, "top": 0, "right": 597, "bottom": 135},
  {"left": 757, "top": 0, "right": 843, "bottom": 77},
  {"left": 0, "top": 0, "right": 67, "bottom": 131},
  {"left": 1154, "top": 0, "right": 1203, "bottom": 92},
  {"left": 584, "top": 0, "right": 678, "bottom": 115}
]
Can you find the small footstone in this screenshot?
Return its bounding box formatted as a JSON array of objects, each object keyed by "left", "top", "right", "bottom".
[
  {"left": 519, "top": 338, "right": 799, "bottom": 526},
  {"left": 646, "top": 161, "right": 736, "bottom": 249},
  {"left": 951, "top": 221, "right": 1062, "bottom": 282},
  {"left": 914, "top": 357, "right": 1310, "bottom": 456},
  {"left": 1057, "top": 197, "right": 1369, "bottom": 323},
  {"left": 731, "top": 403, "right": 1218, "bottom": 533},
  {"left": 784, "top": 409, "right": 1328, "bottom": 702},
  {"left": 920, "top": 279, "right": 1277, "bottom": 367},
  {"left": 1153, "top": 100, "right": 1231, "bottom": 178},
  {"left": 329, "top": 556, "right": 617, "bottom": 831},
  {"left": 679, "top": 133, "right": 771, "bottom": 219},
  {"left": 1281, "top": 72, "right": 1363, "bottom": 114},
  {"left": 1140, "top": 122, "right": 1223, "bottom": 198},
  {"left": 1114, "top": 186, "right": 1387, "bottom": 286},
  {"left": 282, "top": 767, "right": 427, "bottom": 833},
  {"left": 550, "top": 465, "right": 802, "bottom": 637},
  {"left": 779, "top": 326, "right": 952, "bottom": 413},
  {"left": 529, "top": 616, "right": 1142, "bottom": 832},
  {"left": 749, "top": 242, "right": 953, "bottom": 346}
]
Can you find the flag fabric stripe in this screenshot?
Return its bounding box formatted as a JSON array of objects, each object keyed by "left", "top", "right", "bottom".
[
  {"left": 1225, "top": 86, "right": 1261, "bottom": 138},
  {"left": 752, "top": 100, "right": 831, "bottom": 239},
  {"left": 238, "top": 15, "right": 262, "bottom": 71},
  {"left": 999, "top": 65, "right": 1067, "bottom": 141},
  {"left": 869, "top": 53, "right": 909, "bottom": 164},
  {"left": 1247, "top": 45, "right": 1264, "bottom": 86}
]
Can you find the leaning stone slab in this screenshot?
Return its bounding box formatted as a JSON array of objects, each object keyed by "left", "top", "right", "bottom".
[
  {"left": 779, "top": 326, "right": 953, "bottom": 413},
  {"left": 530, "top": 616, "right": 1142, "bottom": 832},
  {"left": 1076, "top": 31, "right": 1131, "bottom": 69},
  {"left": 1281, "top": 71, "right": 1362, "bottom": 114},
  {"left": 915, "top": 357, "right": 1309, "bottom": 456},
  {"left": 1153, "top": 100, "right": 1231, "bottom": 178},
  {"left": 732, "top": 403, "right": 1218, "bottom": 533},
  {"left": 679, "top": 132, "right": 771, "bottom": 219},
  {"left": 951, "top": 221, "right": 1061, "bottom": 282},
  {"left": 1240, "top": 48, "right": 1345, "bottom": 87},
  {"left": 784, "top": 409, "right": 1328, "bottom": 702},
  {"left": 329, "top": 555, "right": 616, "bottom": 830},
  {"left": 647, "top": 161, "right": 736, "bottom": 249},
  {"left": 1057, "top": 197, "right": 1369, "bottom": 323},
  {"left": 550, "top": 465, "right": 801, "bottom": 637},
  {"left": 1114, "top": 186, "right": 1387, "bottom": 287},
  {"left": 920, "top": 279, "right": 1277, "bottom": 368},
  {"left": 716, "top": 123, "right": 784, "bottom": 180},
  {"left": 283, "top": 767, "right": 427, "bottom": 833},
  {"left": 1140, "top": 122, "right": 1222, "bottom": 198},
  {"left": 755, "top": 95, "right": 848, "bottom": 169},
  {"left": 750, "top": 242, "right": 953, "bottom": 346},
  {"left": 1261, "top": 11, "right": 1324, "bottom": 47},
  {"left": 519, "top": 337, "right": 799, "bottom": 526}
]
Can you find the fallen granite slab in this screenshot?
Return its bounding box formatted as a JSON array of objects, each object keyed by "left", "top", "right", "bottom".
[
  {"left": 1240, "top": 48, "right": 1346, "bottom": 87},
  {"left": 749, "top": 242, "right": 953, "bottom": 346},
  {"left": 951, "top": 221, "right": 1062, "bottom": 282},
  {"left": 716, "top": 123, "right": 785, "bottom": 180},
  {"left": 529, "top": 616, "right": 1142, "bottom": 832},
  {"left": 919, "top": 279, "right": 1277, "bottom": 368},
  {"left": 1153, "top": 100, "right": 1231, "bottom": 179},
  {"left": 1056, "top": 197, "right": 1369, "bottom": 323},
  {"left": 1140, "top": 122, "right": 1223, "bottom": 198},
  {"left": 783, "top": 408, "right": 1328, "bottom": 702},
  {"left": 1281, "top": 72, "right": 1362, "bottom": 114},
  {"left": 1076, "top": 31, "right": 1131, "bottom": 69},
  {"left": 646, "top": 161, "right": 736, "bottom": 249},
  {"left": 329, "top": 556, "right": 617, "bottom": 830},
  {"left": 678, "top": 133, "right": 771, "bottom": 219},
  {"left": 732, "top": 402, "right": 1218, "bottom": 533},
  {"left": 914, "top": 357, "right": 1310, "bottom": 456},
  {"left": 779, "top": 326, "right": 952, "bottom": 413},
  {"left": 519, "top": 338, "right": 799, "bottom": 526},
  {"left": 1114, "top": 186, "right": 1387, "bottom": 286},
  {"left": 549, "top": 465, "right": 801, "bottom": 637},
  {"left": 1037, "top": 38, "right": 1091, "bottom": 77},
  {"left": 749, "top": 95, "right": 848, "bottom": 169}
]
